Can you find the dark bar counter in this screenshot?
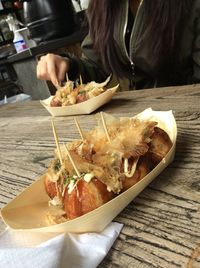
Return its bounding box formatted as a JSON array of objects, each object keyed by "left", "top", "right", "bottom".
[{"left": 8, "top": 28, "right": 87, "bottom": 63}]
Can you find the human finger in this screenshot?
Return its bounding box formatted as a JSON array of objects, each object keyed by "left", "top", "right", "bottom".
[
  {"left": 46, "top": 58, "right": 59, "bottom": 86},
  {"left": 36, "top": 57, "right": 51, "bottom": 81},
  {"left": 57, "top": 58, "right": 69, "bottom": 82}
]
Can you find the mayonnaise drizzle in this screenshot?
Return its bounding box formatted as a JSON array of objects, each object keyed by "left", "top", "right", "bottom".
[
  {"left": 83, "top": 173, "right": 94, "bottom": 182},
  {"left": 124, "top": 157, "right": 139, "bottom": 178},
  {"left": 49, "top": 196, "right": 62, "bottom": 206},
  {"left": 68, "top": 180, "right": 76, "bottom": 194}
]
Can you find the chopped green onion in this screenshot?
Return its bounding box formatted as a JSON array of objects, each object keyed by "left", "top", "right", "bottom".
[{"left": 53, "top": 159, "right": 61, "bottom": 172}]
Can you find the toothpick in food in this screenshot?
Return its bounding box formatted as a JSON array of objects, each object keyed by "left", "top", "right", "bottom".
[
  {"left": 100, "top": 112, "right": 111, "bottom": 142},
  {"left": 74, "top": 117, "right": 84, "bottom": 141},
  {"left": 79, "top": 74, "right": 83, "bottom": 86},
  {"left": 64, "top": 143, "right": 81, "bottom": 177},
  {"left": 51, "top": 120, "right": 63, "bottom": 165}
]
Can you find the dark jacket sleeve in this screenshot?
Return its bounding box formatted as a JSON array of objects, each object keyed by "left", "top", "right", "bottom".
[
  {"left": 191, "top": 0, "right": 200, "bottom": 83},
  {"left": 67, "top": 34, "right": 110, "bottom": 83}
]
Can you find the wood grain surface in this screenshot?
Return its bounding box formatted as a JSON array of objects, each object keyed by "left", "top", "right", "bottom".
[{"left": 0, "top": 84, "right": 199, "bottom": 268}]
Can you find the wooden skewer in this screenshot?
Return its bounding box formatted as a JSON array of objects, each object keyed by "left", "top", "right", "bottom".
[
  {"left": 51, "top": 121, "right": 63, "bottom": 199},
  {"left": 51, "top": 120, "right": 63, "bottom": 165},
  {"left": 66, "top": 73, "right": 69, "bottom": 82},
  {"left": 79, "top": 74, "right": 83, "bottom": 85},
  {"left": 100, "top": 112, "right": 111, "bottom": 142},
  {"left": 74, "top": 117, "right": 84, "bottom": 141},
  {"left": 64, "top": 143, "right": 81, "bottom": 177}
]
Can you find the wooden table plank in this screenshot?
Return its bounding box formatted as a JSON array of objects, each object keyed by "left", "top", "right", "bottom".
[{"left": 0, "top": 84, "right": 200, "bottom": 268}]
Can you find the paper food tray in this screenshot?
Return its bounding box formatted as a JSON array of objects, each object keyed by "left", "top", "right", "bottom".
[
  {"left": 40, "top": 85, "right": 118, "bottom": 117},
  {"left": 1, "top": 108, "right": 177, "bottom": 233}
]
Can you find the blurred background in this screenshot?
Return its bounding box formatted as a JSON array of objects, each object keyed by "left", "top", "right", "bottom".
[{"left": 0, "top": 0, "right": 89, "bottom": 102}]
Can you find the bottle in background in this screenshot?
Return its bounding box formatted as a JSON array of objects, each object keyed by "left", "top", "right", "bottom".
[
  {"left": 0, "top": 16, "right": 13, "bottom": 41},
  {"left": 6, "top": 14, "right": 28, "bottom": 53},
  {"left": 13, "top": 28, "right": 27, "bottom": 53}
]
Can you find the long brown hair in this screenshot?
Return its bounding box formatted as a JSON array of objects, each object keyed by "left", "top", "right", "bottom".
[{"left": 87, "top": 0, "right": 193, "bottom": 78}]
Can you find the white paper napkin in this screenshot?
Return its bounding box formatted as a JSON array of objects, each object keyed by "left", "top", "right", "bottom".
[{"left": 0, "top": 222, "right": 123, "bottom": 268}]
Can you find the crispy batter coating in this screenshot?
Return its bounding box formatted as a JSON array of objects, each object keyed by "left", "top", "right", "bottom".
[
  {"left": 63, "top": 178, "right": 115, "bottom": 219},
  {"left": 149, "top": 127, "right": 173, "bottom": 167},
  {"left": 44, "top": 175, "right": 57, "bottom": 199},
  {"left": 50, "top": 96, "right": 62, "bottom": 107},
  {"left": 122, "top": 155, "right": 150, "bottom": 191}
]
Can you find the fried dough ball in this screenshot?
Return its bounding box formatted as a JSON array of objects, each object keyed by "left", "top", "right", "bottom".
[
  {"left": 149, "top": 127, "right": 173, "bottom": 166},
  {"left": 50, "top": 96, "right": 62, "bottom": 107},
  {"left": 44, "top": 126, "right": 173, "bottom": 221},
  {"left": 122, "top": 155, "right": 150, "bottom": 191},
  {"left": 76, "top": 93, "right": 88, "bottom": 103},
  {"left": 44, "top": 175, "right": 57, "bottom": 199},
  {"left": 63, "top": 178, "right": 115, "bottom": 220}
]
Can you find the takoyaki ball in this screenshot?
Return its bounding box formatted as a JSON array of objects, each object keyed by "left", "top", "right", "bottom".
[
  {"left": 149, "top": 127, "right": 173, "bottom": 166},
  {"left": 76, "top": 93, "right": 88, "bottom": 103},
  {"left": 63, "top": 178, "right": 115, "bottom": 220},
  {"left": 44, "top": 175, "right": 57, "bottom": 199},
  {"left": 50, "top": 96, "right": 62, "bottom": 107},
  {"left": 122, "top": 155, "right": 150, "bottom": 192}
]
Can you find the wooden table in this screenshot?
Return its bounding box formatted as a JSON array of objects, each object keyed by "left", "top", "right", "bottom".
[{"left": 0, "top": 84, "right": 200, "bottom": 268}]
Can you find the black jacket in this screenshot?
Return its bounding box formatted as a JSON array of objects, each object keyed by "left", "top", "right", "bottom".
[{"left": 68, "top": 0, "right": 200, "bottom": 90}]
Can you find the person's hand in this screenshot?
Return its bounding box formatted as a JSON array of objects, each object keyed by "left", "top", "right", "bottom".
[{"left": 37, "top": 53, "right": 70, "bottom": 86}]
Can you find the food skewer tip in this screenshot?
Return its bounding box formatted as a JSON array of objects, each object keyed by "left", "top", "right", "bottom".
[
  {"left": 51, "top": 120, "right": 63, "bottom": 165},
  {"left": 74, "top": 117, "right": 84, "bottom": 141},
  {"left": 100, "top": 112, "right": 111, "bottom": 142},
  {"left": 64, "top": 143, "right": 81, "bottom": 177}
]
